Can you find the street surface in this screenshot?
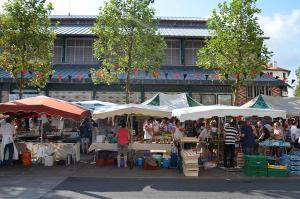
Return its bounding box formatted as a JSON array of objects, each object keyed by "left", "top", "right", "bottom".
[{"left": 0, "top": 176, "right": 299, "bottom": 199}]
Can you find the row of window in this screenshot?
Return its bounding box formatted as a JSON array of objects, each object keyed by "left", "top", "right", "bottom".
[{"left": 52, "top": 38, "right": 204, "bottom": 65}]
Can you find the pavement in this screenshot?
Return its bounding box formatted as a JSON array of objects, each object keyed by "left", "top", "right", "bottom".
[{"left": 1, "top": 155, "right": 300, "bottom": 198}]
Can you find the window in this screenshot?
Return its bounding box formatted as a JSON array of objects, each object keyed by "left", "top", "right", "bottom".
[
  {"left": 52, "top": 39, "right": 63, "bottom": 64},
  {"left": 185, "top": 40, "right": 203, "bottom": 65},
  {"left": 283, "top": 73, "right": 286, "bottom": 79},
  {"left": 65, "top": 38, "right": 98, "bottom": 64},
  {"left": 163, "top": 40, "right": 181, "bottom": 65},
  {"left": 201, "top": 94, "right": 216, "bottom": 105},
  {"left": 218, "top": 95, "right": 232, "bottom": 105},
  {"left": 247, "top": 86, "right": 272, "bottom": 98}
]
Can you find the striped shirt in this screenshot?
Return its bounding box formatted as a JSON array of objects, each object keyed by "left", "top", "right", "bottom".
[{"left": 224, "top": 126, "right": 238, "bottom": 145}]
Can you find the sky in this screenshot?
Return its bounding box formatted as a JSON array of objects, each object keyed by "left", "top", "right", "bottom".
[{"left": 0, "top": 0, "right": 300, "bottom": 96}]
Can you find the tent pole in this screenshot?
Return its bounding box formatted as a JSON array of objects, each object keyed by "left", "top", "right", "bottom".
[
  {"left": 40, "top": 119, "right": 43, "bottom": 144},
  {"left": 217, "top": 117, "right": 221, "bottom": 166}
]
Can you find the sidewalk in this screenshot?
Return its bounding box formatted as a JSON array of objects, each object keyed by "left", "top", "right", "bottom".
[{"left": 0, "top": 155, "right": 299, "bottom": 179}]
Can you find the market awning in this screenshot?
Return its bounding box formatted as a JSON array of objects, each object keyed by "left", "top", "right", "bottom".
[
  {"left": 172, "top": 105, "right": 286, "bottom": 122},
  {"left": 0, "top": 96, "right": 91, "bottom": 121},
  {"left": 92, "top": 104, "right": 171, "bottom": 120},
  {"left": 242, "top": 94, "right": 300, "bottom": 117},
  {"left": 73, "top": 100, "right": 116, "bottom": 111},
  {"left": 143, "top": 93, "right": 202, "bottom": 109}
]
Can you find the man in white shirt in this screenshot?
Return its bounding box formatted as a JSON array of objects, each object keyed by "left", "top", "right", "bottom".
[
  {"left": 0, "top": 117, "right": 18, "bottom": 165},
  {"left": 143, "top": 118, "right": 153, "bottom": 141}
]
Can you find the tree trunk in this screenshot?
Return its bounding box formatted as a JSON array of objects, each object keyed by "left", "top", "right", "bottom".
[
  {"left": 125, "top": 69, "right": 131, "bottom": 104},
  {"left": 233, "top": 74, "right": 241, "bottom": 106},
  {"left": 19, "top": 73, "right": 24, "bottom": 99}
]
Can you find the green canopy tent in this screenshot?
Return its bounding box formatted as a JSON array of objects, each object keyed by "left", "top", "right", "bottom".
[
  {"left": 142, "top": 93, "right": 202, "bottom": 109},
  {"left": 242, "top": 94, "right": 300, "bottom": 117}
]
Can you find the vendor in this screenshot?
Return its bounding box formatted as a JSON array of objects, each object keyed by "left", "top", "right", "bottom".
[
  {"left": 273, "top": 122, "right": 284, "bottom": 140},
  {"left": 0, "top": 117, "right": 19, "bottom": 166},
  {"left": 240, "top": 120, "right": 256, "bottom": 155},
  {"left": 143, "top": 118, "right": 153, "bottom": 141},
  {"left": 173, "top": 120, "right": 184, "bottom": 142}
]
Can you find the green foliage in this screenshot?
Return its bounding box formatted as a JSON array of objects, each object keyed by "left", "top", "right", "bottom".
[
  {"left": 92, "top": 0, "right": 166, "bottom": 103},
  {"left": 294, "top": 68, "right": 300, "bottom": 97},
  {"left": 0, "top": 0, "right": 55, "bottom": 98},
  {"left": 197, "top": 0, "right": 272, "bottom": 105}
]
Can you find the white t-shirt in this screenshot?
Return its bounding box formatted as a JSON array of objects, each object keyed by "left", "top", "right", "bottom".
[
  {"left": 143, "top": 122, "right": 153, "bottom": 140},
  {"left": 0, "top": 123, "right": 16, "bottom": 144},
  {"left": 291, "top": 125, "right": 300, "bottom": 142},
  {"left": 174, "top": 126, "right": 183, "bottom": 141}
]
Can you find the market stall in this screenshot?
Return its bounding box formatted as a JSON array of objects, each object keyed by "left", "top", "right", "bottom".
[
  {"left": 0, "top": 96, "right": 91, "bottom": 163},
  {"left": 172, "top": 105, "right": 286, "bottom": 121},
  {"left": 241, "top": 94, "right": 300, "bottom": 117},
  {"left": 73, "top": 100, "right": 116, "bottom": 111},
  {"left": 142, "top": 92, "right": 202, "bottom": 109}
]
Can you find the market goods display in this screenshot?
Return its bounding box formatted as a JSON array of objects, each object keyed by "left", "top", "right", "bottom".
[{"left": 244, "top": 155, "right": 267, "bottom": 177}]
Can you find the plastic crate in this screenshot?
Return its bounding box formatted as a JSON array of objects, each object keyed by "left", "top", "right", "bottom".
[
  {"left": 244, "top": 155, "right": 267, "bottom": 162},
  {"left": 244, "top": 169, "right": 267, "bottom": 177},
  {"left": 290, "top": 166, "right": 300, "bottom": 171},
  {"left": 268, "top": 168, "right": 288, "bottom": 177},
  {"left": 289, "top": 155, "right": 300, "bottom": 161},
  {"left": 268, "top": 164, "right": 287, "bottom": 170},
  {"left": 290, "top": 161, "right": 300, "bottom": 166},
  {"left": 244, "top": 165, "right": 266, "bottom": 172}
]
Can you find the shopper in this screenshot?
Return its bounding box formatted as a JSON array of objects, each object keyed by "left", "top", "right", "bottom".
[
  {"left": 0, "top": 117, "right": 19, "bottom": 166},
  {"left": 116, "top": 121, "right": 129, "bottom": 168},
  {"left": 241, "top": 120, "right": 257, "bottom": 155},
  {"left": 290, "top": 120, "right": 300, "bottom": 148},
  {"left": 273, "top": 122, "right": 284, "bottom": 140},
  {"left": 79, "top": 117, "right": 93, "bottom": 154},
  {"left": 209, "top": 120, "right": 218, "bottom": 139},
  {"left": 223, "top": 122, "right": 238, "bottom": 168},
  {"left": 143, "top": 118, "right": 153, "bottom": 141}
]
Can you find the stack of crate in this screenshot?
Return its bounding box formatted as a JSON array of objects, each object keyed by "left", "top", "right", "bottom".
[
  {"left": 267, "top": 164, "right": 288, "bottom": 177},
  {"left": 236, "top": 152, "right": 244, "bottom": 168},
  {"left": 181, "top": 150, "right": 200, "bottom": 176},
  {"left": 244, "top": 155, "right": 267, "bottom": 177},
  {"left": 289, "top": 155, "right": 300, "bottom": 174}
]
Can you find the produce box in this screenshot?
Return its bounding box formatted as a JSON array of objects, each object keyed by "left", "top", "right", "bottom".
[
  {"left": 268, "top": 164, "right": 287, "bottom": 170},
  {"left": 268, "top": 168, "right": 288, "bottom": 177}
]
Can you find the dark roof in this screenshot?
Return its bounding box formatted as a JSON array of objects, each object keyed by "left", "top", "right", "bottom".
[
  {"left": 0, "top": 66, "right": 286, "bottom": 86},
  {"left": 54, "top": 25, "right": 210, "bottom": 37}
]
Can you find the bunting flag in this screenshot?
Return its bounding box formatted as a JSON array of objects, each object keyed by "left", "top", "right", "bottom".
[
  {"left": 96, "top": 70, "right": 104, "bottom": 78},
  {"left": 57, "top": 73, "right": 62, "bottom": 81},
  {"left": 173, "top": 72, "right": 180, "bottom": 80},
  {"left": 194, "top": 73, "right": 200, "bottom": 80},
  {"left": 77, "top": 73, "right": 83, "bottom": 81},
  {"left": 152, "top": 71, "right": 160, "bottom": 78},
  {"left": 214, "top": 73, "right": 221, "bottom": 80},
  {"left": 21, "top": 69, "right": 27, "bottom": 75},
  {"left": 134, "top": 68, "right": 139, "bottom": 76},
  {"left": 37, "top": 72, "right": 43, "bottom": 78}
]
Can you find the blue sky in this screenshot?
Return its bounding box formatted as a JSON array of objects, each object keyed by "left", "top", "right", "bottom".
[{"left": 0, "top": 0, "right": 299, "bottom": 95}]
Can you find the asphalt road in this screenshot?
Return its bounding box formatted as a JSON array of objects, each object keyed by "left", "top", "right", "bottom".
[{"left": 1, "top": 176, "right": 300, "bottom": 199}]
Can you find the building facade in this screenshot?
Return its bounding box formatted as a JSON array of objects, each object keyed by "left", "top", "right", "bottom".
[{"left": 0, "top": 15, "right": 289, "bottom": 104}]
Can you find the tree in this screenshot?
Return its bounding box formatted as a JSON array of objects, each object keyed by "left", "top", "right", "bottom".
[
  {"left": 197, "top": 0, "right": 272, "bottom": 105},
  {"left": 92, "top": 0, "right": 166, "bottom": 103},
  {"left": 0, "top": 0, "right": 56, "bottom": 99},
  {"left": 294, "top": 68, "right": 300, "bottom": 97}
]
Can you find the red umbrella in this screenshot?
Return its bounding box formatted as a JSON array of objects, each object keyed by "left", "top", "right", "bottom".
[{"left": 0, "top": 96, "right": 91, "bottom": 121}]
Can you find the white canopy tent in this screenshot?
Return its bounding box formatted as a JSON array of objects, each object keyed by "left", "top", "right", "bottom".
[
  {"left": 241, "top": 95, "right": 300, "bottom": 117},
  {"left": 92, "top": 104, "right": 171, "bottom": 120},
  {"left": 172, "top": 105, "right": 287, "bottom": 122}
]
